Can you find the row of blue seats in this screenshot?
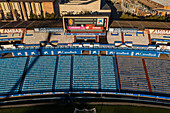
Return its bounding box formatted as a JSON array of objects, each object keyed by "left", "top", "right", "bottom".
[
  {"left": 0, "top": 57, "right": 27, "bottom": 94},
  {"left": 100, "top": 56, "right": 117, "bottom": 91},
  {"left": 55, "top": 55, "right": 71, "bottom": 90},
  {"left": 22, "top": 56, "right": 56, "bottom": 92},
  {"left": 73, "top": 55, "right": 99, "bottom": 90}
]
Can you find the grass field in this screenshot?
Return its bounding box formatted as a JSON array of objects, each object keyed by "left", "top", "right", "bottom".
[{"left": 0, "top": 104, "right": 170, "bottom": 113}]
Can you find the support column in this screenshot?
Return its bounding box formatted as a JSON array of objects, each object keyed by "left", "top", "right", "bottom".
[
  {"left": 20, "top": 2, "right": 28, "bottom": 21},
  {"left": 21, "top": 32, "right": 25, "bottom": 44},
  {"left": 96, "top": 35, "right": 98, "bottom": 43},
  {"left": 9, "top": 2, "right": 17, "bottom": 21},
  {"left": 147, "top": 30, "right": 152, "bottom": 44},
  {"left": 142, "top": 58, "right": 152, "bottom": 93},
  {"left": 115, "top": 55, "right": 121, "bottom": 90},
  {"left": 121, "top": 32, "right": 124, "bottom": 43},
  {"left": 74, "top": 35, "right": 76, "bottom": 42},
  {"left": 113, "top": 55, "right": 120, "bottom": 92}
]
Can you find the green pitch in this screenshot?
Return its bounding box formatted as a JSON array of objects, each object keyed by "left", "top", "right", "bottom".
[{"left": 0, "top": 104, "right": 170, "bottom": 113}]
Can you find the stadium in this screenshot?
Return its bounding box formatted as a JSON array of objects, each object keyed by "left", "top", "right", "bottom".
[{"left": 0, "top": 15, "right": 170, "bottom": 112}]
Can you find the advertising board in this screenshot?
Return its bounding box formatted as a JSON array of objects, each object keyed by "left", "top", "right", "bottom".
[
  {"left": 68, "top": 26, "right": 103, "bottom": 30},
  {"left": 149, "top": 29, "right": 170, "bottom": 35},
  {"left": 34, "top": 28, "right": 64, "bottom": 33},
  {"left": 0, "top": 28, "right": 26, "bottom": 34},
  {"left": 109, "top": 28, "right": 138, "bottom": 33}
]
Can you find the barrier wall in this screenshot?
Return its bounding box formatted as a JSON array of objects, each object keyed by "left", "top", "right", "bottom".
[
  {"left": 1, "top": 91, "right": 170, "bottom": 102},
  {"left": 0, "top": 47, "right": 169, "bottom": 57}
]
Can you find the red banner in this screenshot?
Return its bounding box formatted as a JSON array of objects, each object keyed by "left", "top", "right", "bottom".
[{"left": 68, "top": 25, "right": 103, "bottom": 30}]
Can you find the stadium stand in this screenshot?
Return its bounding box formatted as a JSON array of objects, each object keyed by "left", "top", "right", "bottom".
[
  {"left": 117, "top": 57, "right": 149, "bottom": 92},
  {"left": 55, "top": 55, "right": 71, "bottom": 91},
  {"left": 22, "top": 56, "right": 56, "bottom": 92},
  {"left": 23, "top": 30, "right": 49, "bottom": 44},
  {"left": 73, "top": 55, "right": 99, "bottom": 90},
  {"left": 0, "top": 57, "right": 27, "bottom": 94},
  {"left": 107, "top": 32, "right": 122, "bottom": 44},
  {"left": 50, "top": 32, "right": 74, "bottom": 44},
  {"left": 145, "top": 59, "right": 170, "bottom": 94},
  {"left": 123, "top": 32, "right": 149, "bottom": 45},
  {"left": 100, "top": 56, "right": 117, "bottom": 91},
  {"left": 110, "top": 21, "right": 170, "bottom": 30}
]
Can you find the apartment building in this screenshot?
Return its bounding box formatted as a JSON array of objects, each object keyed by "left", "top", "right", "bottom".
[
  {"left": 121, "top": 0, "right": 170, "bottom": 16},
  {"left": 0, "top": 0, "right": 59, "bottom": 21}
]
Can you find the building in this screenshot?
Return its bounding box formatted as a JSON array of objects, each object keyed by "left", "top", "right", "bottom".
[
  {"left": 0, "top": 0, "right": 59, "bottom": 21},
  {"left": 59, "top": 0, "right": 111, "bottom": 16},
  {"left": 121, "top": 0, "right": 170, "bottom": 16}
]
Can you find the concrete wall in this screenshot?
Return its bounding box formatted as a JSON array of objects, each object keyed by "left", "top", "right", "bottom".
[
  {"left": 23, "top": 30, "right": 49, "bottom": 44},
  {"left": 50, "top": 32, "right": 74, "bottom": 43},
  {"left": 107, "top": 32, "right": 122, "bottom": 44}
]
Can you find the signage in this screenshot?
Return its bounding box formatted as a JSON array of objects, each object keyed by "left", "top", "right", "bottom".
[
  {"left": 97, "top": 18, "right": 103, "bottom": 25},
  {"left": 68, "top": 19, "right": 74, "bottom": 26},
  {"left": 0, "top": 38, "right": 22, "bottom": 42},
  {"left": 34, "top": 28, "right": 63, "bottom": 33},
  {"left": 68, "top": 26, "right": 103, "bottom": 30},
  {"left": 149, "top": 29, "right": 170, "bottom": 35},
  {"left": 65, "top": 33, "right": 106, "bottom": 35},
  {"left": 76, "top": 37, "right": 96, "bottom": 40},
  {"left": 109, "top": 28, "right": 138, "bottom": 33},
  {"left": 0, "top": 28, "right": 26, "bottom": 34}
]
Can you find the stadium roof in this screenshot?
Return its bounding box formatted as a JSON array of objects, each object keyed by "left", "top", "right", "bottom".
[
  {"left": 0, "top": 20, "right": 169, "bottom": 30},
  {"left": 137, "top": 0, "right": 162, "bottom": 9},
  {"left": 151, "top": 0, "right": 170, "bottom": 7},
  {"left": 101, "top": 0, "right": 110, "bottom": 10},
  {"left": 0, "top": 20, "right": 63, "bottom": 29},
  {"left": 110, "top": 20, "right": 170, "bottom": 30}
]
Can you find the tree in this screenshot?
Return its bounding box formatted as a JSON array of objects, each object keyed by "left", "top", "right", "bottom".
[
  {"left": 45, "top": 13, "right": 59, "bottom": 19},
  {"left": 29, "top": 12, "right": 38, "bottom": 20}
]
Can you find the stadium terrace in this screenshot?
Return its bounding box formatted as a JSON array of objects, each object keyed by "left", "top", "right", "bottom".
[{"left": 0, "top": 14, "right": 170, "bottom": 108}]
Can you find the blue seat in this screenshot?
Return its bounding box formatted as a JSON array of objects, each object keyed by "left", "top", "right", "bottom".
[
  {"left": 73, "top": 55, "right": 99, "bottom": 90},
  {"left": 0, "top": 57, "right": 27, "bottom": 94},
  {"left": 100, "top": 56, "right": 117, "bottom": 91},
  {"left": 55, "top": 55, "right": 71, "bottom": 90},
  {"left": 22, "top": 56, "right": 57, "bottom": 92}
]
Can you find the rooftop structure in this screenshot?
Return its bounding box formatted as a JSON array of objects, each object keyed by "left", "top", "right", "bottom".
[
  {"left": 151, "top": 0, "right": 170, "bottom": 7},
  {"left": 121, "top": 0, "right": 170, "bottom": 16},
  {"left": 59, "top": 0, "right": 111, "bottom": 16}
]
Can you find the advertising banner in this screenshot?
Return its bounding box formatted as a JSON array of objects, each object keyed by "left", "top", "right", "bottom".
[
  {"left": 109, "top": 28, "right": 138, "bottom": 33},
  {"left": 68, "top": 26, "right": 103, "bottom": 30},
  {"left": 34, "top": 28, "right": 64, "bottom": 33},
  {"left": 65, "top": 33, "right": 106, "bottom": 35},
  {"left": 97, "top": 18, "right": 104, "bottom": 25},
  {"left": 149, "top": 29, "right": 170, "bottom": 35},
  {"left": 0, "top": 28, "right": 26, "bottom": 34}
]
